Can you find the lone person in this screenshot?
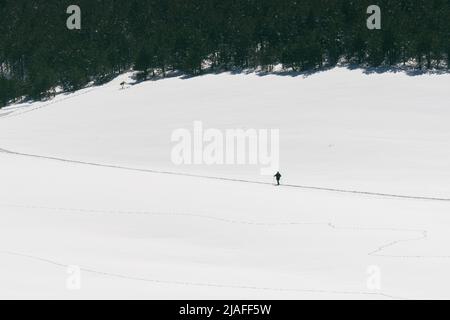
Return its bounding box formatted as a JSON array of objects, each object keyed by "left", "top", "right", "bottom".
[
  {"left": 120, "top": 81, "right": 126, "bottom": 89},
  {"left": 274, "top": 171, "right": 282, "bottom": 186}
]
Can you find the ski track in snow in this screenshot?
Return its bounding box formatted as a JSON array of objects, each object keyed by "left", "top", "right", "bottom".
[
  {"left": 0, "top": 84, "right": 106, "bottom": 120},
  {"left": 1, "top": 147, "right": 449, "bottom": 203},
  {"left": 0, "top": 111, "right": 14, "bottom": 118}
]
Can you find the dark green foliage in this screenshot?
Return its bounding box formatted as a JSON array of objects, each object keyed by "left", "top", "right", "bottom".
[{"left": 0, "top": 0, "right": 449, "bottom": 107}]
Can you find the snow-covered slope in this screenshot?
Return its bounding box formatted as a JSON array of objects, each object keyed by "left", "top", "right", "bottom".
[{"left": 1, "top": 68, "right": 450, "bottom": 299}]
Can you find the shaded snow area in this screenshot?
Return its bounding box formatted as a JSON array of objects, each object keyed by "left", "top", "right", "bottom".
[{"left": 0, "top": 68, "right": 449, "bottom": 299}]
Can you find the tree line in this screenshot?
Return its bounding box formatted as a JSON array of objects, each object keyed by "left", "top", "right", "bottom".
[{"left": 1, "top": 0, "right": 449, "bottom": 107}]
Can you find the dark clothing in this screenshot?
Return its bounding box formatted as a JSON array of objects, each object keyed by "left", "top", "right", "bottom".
[{"left": 274, "top": 172, "right": 282, "bottom": 185}]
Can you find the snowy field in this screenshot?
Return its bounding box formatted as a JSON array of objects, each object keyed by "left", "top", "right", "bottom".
[{"left": 0, "top": 68, "right": 449, "bottom": 299}]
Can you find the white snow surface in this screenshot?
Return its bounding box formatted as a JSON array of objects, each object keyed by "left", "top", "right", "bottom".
[{"left": 0, "top": 68, "right": 450, "bottom": 299}]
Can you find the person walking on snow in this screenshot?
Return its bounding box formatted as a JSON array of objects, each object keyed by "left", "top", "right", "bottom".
[{"left": 274, "top": 171, "right": 282, "bottom": 186}]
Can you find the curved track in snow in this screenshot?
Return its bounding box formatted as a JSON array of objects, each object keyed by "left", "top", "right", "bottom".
[
  {"left": 1, "top": 203, "right": 448, "bottom": 260},
  {"left": 0, "top": 250, "right": 405, "bottom": 300},
  {"left": 1, "top": 202, "right": 445, "bottom": 299},
  {"left": 2, "top": 202, "right": 425, "bottom": 300}
]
